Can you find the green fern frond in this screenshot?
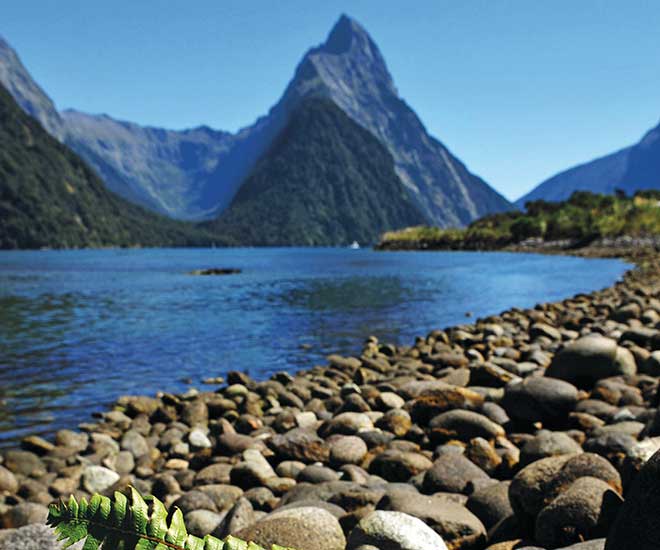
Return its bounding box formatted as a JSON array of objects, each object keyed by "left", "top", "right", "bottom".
[{"left": 47, "top": 487, "right": 294, "bottom": 550}]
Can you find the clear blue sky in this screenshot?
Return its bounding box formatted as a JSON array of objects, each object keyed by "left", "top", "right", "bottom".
[{"left": 3, "top": 0, "right": 659, "bottom": 200}]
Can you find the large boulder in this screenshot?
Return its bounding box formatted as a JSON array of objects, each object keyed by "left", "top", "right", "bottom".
[
  {"left": 346, "top": 510, "right": 448, "bottom": 550},
  {"left": 234, "top": 506, "right": 345, "bottom": 550},
  {"left": 546, "top": 335, "right": 636, "bottom": 387}
]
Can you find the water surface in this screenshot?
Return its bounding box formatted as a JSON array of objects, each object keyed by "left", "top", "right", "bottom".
[{"left": 0, "top": 248, "right": 629, "bottom": 446}]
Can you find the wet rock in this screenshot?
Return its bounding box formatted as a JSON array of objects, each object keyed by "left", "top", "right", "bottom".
[{"left": 346, "top": 510, "right": 448, "bottom": 550}]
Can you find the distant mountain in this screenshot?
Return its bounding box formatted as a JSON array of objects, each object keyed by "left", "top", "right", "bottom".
[
  {"left": 0, "top": 83, "right": 214, "bottom": 249},
  {"left": 0, "top": 16, "right": 512, "bottom": 227},
  {"left": 517, "top": 120, "right": 660, "bottom": 207},
  {"left": 205, "top": 98, "right": 425, "bottom": 246},
  {"left": 61, "top": 110, "right": 234, "bottom": 218}
]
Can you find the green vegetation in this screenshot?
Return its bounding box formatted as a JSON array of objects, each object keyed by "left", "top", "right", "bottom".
[
  {"left": 379, "top": 190, "right": 660, "bottom": 249},
  {"left": 0, "top": 83, "right": 223, "bottom": 249},
  {"left": 204, "top": 98, "right": 425, "bottom": 246},
  {"left": 48, "top": 487, "right": 294, "bottom": 550}
]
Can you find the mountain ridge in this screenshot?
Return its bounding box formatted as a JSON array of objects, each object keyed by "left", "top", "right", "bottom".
[
  {"left": 518, "top": 119, "right": 660, "bottom": 206},
  {"left": 0, "top": 15, "right": 512, "bottom": 227}
]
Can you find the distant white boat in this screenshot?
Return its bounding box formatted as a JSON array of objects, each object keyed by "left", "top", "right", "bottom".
[{"left": 348, "top": 241, "right": 360, "bottom": 249}]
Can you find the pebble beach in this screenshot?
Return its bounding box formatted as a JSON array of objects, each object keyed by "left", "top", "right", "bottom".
[{"left": 2, "top": 246, "right": 660, "bottom": 550}]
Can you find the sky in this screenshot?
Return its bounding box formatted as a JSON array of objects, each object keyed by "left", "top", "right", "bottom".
[{"left": 3, "top": 0, "right": 659, "bottom": 201}]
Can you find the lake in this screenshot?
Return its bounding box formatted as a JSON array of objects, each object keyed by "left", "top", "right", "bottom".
[{"left": 0, "top": 248, "right": 629, "bottom": 447}]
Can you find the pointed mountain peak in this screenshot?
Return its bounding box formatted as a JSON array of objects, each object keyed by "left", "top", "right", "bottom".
[{"left": 322, "top": 14, "right": 371, "bottom": 55}]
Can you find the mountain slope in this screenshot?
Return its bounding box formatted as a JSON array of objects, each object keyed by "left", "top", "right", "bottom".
[
  {"left": 0, "top": 84, "right": 215, "bottom": 249},
  {"left": 621, "top": 122, "right": 660, "bottom": 194},
  {"left": 517, "top": 119, "right": 660, "bottom": 207},
  {"left": 204, "top": 98, "right": 425, "bottom": 246},
  {"left": 515, "top": 148, "right": 631, "bottom": 207}
]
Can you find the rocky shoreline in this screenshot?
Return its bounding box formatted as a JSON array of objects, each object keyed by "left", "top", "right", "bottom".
[{"left": 2, "top": 246, "right": 660, "bottom": 549}]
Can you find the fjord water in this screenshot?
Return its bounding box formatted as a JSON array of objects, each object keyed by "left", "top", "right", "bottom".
[{"left": 0, "top": 248, "right": 628, "bottom": 446}]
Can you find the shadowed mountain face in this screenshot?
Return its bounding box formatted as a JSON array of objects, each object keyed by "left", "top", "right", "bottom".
[
  {"left": 517, "top": 120, "right": 660, "bottom": 207},
  {"left": 0, "top": 84, "right": 214, "bottom": 249},
  {"left": 204, "top": 98, "right": 426, "bottom": 246},
  {"left": 621, "top": 122, "right": 660, "bottom": 194},
  {"left": 0, "top": 15, "right": 512, "bottom": 226}
]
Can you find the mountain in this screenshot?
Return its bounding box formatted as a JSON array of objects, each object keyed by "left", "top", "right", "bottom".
[
  {"left": 200, "top": 14, "right": 511, "bottom": 227},
  {"left": 517, "top": 120, "right": 660, "bottom": 207},
  {"left": 0, "top": 16, "right": 512, "bottom": 227},
  {"left": 61, "top": 110, "right": 234, "bottom": 218},
  {"left": 204, "top": 98, "right": 425, "bottom": 246},
  {"left": 620, "top": 122, "right": 660, "bottom": 194},
  {"left": 0, "top": 83, "right": 215, "bottom": 249}
]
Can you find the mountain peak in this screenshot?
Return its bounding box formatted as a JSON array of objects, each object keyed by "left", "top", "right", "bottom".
[{"left": 322, "top": 14, "right": 370, "bottom": 55}]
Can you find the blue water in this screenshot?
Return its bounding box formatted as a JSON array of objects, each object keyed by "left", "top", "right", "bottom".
[{"left": 0, "top": 248, "right": 629, "bottom": 446}]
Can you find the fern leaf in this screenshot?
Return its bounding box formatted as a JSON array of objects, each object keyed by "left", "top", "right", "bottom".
[{"left": 47, "top": 487, "right": 298, "bottom": 550}]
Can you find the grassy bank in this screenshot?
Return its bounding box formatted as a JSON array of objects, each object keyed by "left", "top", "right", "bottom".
[{"left": 377, "top": 190, "right": 660, "bottom": 251}]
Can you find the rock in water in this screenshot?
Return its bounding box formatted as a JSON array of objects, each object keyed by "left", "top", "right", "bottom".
[
  {"left": 605, "top": 448, "right": 660, "bottom": 549},
  {"left": 346, "top": 510, "right": 448, "bottom": 550}
]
